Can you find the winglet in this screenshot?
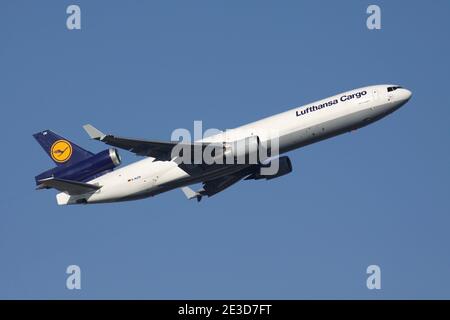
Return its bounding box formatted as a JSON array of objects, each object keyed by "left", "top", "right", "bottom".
[
  {"left": 83, "top": 124, "right": 106, "bottom": 140},
  {"left": 181, "top": 186, "right": 203, "bottom": 202}
]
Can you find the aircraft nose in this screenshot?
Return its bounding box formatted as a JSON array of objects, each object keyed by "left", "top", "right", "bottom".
[{"left": 400, "top": 88, "right": 412, "bottom": 101}]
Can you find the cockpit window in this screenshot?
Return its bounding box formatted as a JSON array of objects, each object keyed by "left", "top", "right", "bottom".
[{"left": 387, "top": 86, "right": 402, "bottom": 92}]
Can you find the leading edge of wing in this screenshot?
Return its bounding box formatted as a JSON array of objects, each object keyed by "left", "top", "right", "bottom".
[
  {"left": 82, "top": 124, "right": 221, "bottom": 161},
  {"left": 83, "top": 123, "right": 180, "bottom": 159}
]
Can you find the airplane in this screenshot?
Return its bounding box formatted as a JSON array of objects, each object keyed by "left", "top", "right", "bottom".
[{"left": 33, "top": 84, "right": 412, "bottom": 205}]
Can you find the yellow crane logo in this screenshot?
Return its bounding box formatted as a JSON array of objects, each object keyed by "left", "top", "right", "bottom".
[{"left": 50, "top": 140, "right": 72, "bottom": 163}]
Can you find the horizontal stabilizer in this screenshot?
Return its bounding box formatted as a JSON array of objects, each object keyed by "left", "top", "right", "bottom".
[{"left": 37, "top": 177, "right": 101, "bottom": 195}]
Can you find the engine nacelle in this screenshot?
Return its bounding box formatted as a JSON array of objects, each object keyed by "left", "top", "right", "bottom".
[
  {"left": 223, "top": 136, "right": 260, "bottom": 163},
  {"left": 248, "top": 156, "right": 292, "bottom": 180},
  {"left": 35, "top": 148, "right": 121, "bottom": 184}
]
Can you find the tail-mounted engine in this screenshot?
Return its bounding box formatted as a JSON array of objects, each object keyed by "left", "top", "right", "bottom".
[{"left": 35, "top": 148, "right": 121, "bottom": 185}]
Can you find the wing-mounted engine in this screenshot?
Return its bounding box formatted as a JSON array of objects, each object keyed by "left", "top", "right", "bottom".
[
  {"left": 35, "top": 148, "right": 121, "bottom": 187},
  {"left": 246, "top": 156, "right": 292, "bottom": 180},
  {"left": 181, "top": 156, "right": 293, "bottom": 202}
]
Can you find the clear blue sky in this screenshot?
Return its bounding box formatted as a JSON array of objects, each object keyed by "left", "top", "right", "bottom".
[{"left": 1, "top": 0, "right": 449, "bottom": 299}]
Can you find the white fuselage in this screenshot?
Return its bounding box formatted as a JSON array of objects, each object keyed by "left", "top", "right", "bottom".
[{"left": 56, "top": 84, "right": 411, "bottom": 205}]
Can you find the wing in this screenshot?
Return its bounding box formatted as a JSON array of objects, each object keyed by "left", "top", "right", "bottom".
[
  {"left": 37, "top": 177, "right": 101, "bottom": 195},
  {"left": 181, "top": 166, "right": 255, "bottom": 201},
  {"left": 83, "top": 124, "right": 221, "bottom": 161}
]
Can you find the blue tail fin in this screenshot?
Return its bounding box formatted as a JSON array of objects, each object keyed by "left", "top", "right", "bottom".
[{"left": 33, "top": 130, "right": 94, "bottom": 166}]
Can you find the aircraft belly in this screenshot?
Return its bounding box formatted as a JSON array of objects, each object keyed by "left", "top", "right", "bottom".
[{"left": 278, "top": 104, "right": 391, "bottom": 153}]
